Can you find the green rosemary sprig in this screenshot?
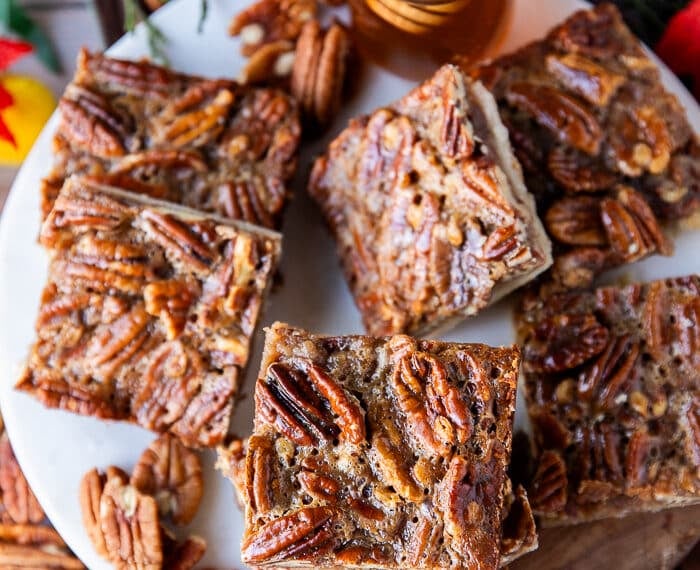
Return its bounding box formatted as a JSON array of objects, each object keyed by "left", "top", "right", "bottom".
[{"left": 122, "top": 0, "right": 169, "bottom": 64}]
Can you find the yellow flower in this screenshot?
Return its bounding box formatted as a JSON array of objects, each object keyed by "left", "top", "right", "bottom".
[{"left": 0, "top": 74, "right": 55, "bottom": 165}]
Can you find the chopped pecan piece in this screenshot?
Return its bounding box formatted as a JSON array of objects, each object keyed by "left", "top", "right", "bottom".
[
  {"left": 226, "top": 322, "right": 524, "bottom": 569},
  {"left": 131, "top": 434, "right": 203, "bottom": 526},
  {"left": 230, "top": 0, "right": 317, "bottom": 56}
]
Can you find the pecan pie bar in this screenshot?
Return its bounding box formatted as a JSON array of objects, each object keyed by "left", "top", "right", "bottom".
[
  {"left": 17, "top": 177, "right": 280, "bottom": 447},
  {"left": 231, "top": 322, "right": 527, "bottom": 568},
  {"left": 41, "top": 49, "right": 301, "bottom": 228},
  {"left": 309, "top": 64, "right": 551, "bottom": 336},
  {"left": 472, "top": 4, "right": 700, "bottom": 290},
  {"left": 520, "top": 275, "right": 700, "bottom": 525}
]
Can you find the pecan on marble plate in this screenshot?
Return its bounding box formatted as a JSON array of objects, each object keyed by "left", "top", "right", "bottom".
[{"left": 131, "top": 434, "right": 203, "bottom": 526}]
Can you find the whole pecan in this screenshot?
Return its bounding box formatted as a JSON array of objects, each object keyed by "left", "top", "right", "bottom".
[{"left": 131, "top": 434, "right": 203, "bottom": 526}]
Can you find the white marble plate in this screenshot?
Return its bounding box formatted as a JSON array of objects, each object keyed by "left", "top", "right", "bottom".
[{"left": 0, "top": 0, "right": 697, "bottom": 568}]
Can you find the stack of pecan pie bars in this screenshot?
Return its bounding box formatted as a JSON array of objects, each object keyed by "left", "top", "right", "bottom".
[
  {"left": 18, "top": 48, "right": 301, "bottom": 447},
  {"left": 11, "top": 2, "right": 700, "bottom": 569}
]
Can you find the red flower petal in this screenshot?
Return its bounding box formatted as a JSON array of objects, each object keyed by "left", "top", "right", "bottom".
[
  {"left": 0, "top": 83, "right": 13, "bottom": 110},
  {"left": 656, "top": 0, "right": 700, "bottom": 99},
  {"left": 0, "top": 115, "right": 17, "bottom": 148},
  {"left": 0, "top": 37, "right": 33, "bottom": 71}
]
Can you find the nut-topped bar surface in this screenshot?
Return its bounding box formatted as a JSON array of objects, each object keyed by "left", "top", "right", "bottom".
[
  {"left": 42, "top": 49, "right": 301, "bottom": 228},
  {"left": 309, "top": 64, "right": 551, "bottom": 337},
  {"left": 472, "top": 4, "right": 700, "bottom": 291},
  {"left": 17, "top": 177, "right": 280, "bottom": 447},
  {"left": 234, "top": 322, "right": 521, "bottom": 569},
  {"left": 520, "top": 275, "right": 700, "bottom": 524}
]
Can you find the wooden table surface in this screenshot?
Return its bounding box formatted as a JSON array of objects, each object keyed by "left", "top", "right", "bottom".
[{"left": 1, "top": 2, "right": 698, "bottom": 569}]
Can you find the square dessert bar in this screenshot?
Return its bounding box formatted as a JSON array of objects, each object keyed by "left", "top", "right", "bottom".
[
  {"left": 472, "top": 4, "right": 700, "bottom": 290},
  {"left": 41, "top": 49, "right": 301, "bottom": 228},
  {"left": 235, "top": 322, "right": 525, "bottom": 569},
  {"left": 17, "top": 177, "right": 281, "bottom": 447},
  {"left": 520, "top": 275, "right": 700, "bottom": 524},
  {"left": 309, "top": 64, "right": 551, "bottom": 337}
]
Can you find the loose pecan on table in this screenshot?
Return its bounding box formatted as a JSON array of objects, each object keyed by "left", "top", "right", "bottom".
[{"left": 131, "top": 434, "right": 203, "bottom": 526}]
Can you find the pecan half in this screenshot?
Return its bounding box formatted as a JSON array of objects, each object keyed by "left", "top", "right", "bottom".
[
  {"left": 100, "top": 468, "right": 163, "bottom": 569},
  {"left": 551, "top": 4, "right": 627, "bottom": 59},
  {"left": 545, "top": 53, "right": 624, "bottom": 106},
  {"left": 291, "top": 20, "right": 350, "bottom": 128},
  {"left": 578, "top": 334, "right": 639, "bottom": 408},
  {"left": 609, "top": 105, "right": 672, "bottom": 176},
  {"left": 240, "top": 40, "right": 296, "bottom": 85},
  {"left": 154, "top": 84, "right": 234, "bottom": 149},
  {"left": 600, "top": 186, "right": 672, "bottom": 262},
  {"left": 139, "top": 210, "right": 216, "bottom": 272},
  {"left": 625, "top": 429, "right": 651, "bottom": 487},
  {"left": 524, "top": 313, "right": 609, "bottom": 373},
  {"left": 245, "top": 435, "right": 275, "bottom": 516},
  {"left": 256, "top": 361, "right": 364, "bottom": 446},
  {"left": 79, "top": 466, "right": 126, "bottom": 558},
  {"left": 391, "top": 352, "right": 472, "bottom": 457},
  {"left": 59, "top": 86, "right": 132, "bottom": 158},
  {"left": 576, "top": 422, "right": 624, "bottom": 487},
  {"left": 241, "top": 507, "right": 336, "bottom": 564},
  {"left": 529, "top": 450, "right": 567, "bottom": 512},
  {"left": 547, "top": 145, "right": 617, "bottom": 192},
  {"left": 143, "top": 279, "right": 199, "bottom": 340},
  {"left": 230, "top": 0, "right": 317, "bottom": 56},
  {"left": 545, "top": 196, "right": 606, "bottom": 246},
  {"left": 0, "top": 433, "right": 44, "bottom": 524},
  {"left": 551, "top": 247, "right": 610, "bottom": 290},
  {"left": 131, "top": 434, "right": 203, "bottom": 526},
  {"left": 505, "top": 82, "right": 602, "bottom": 155}
]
